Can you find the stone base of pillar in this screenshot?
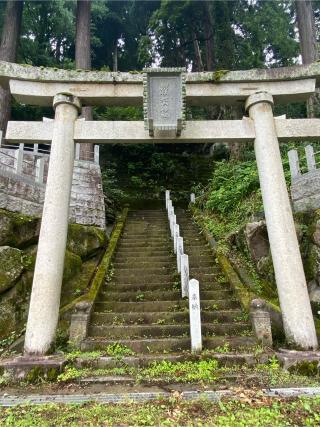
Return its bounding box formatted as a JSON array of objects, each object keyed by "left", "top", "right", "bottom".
[
  {"left": 0, "top": 356, "right": 66, "bottom": 383},
  {"left": 276, "top": 349, "right": 320, "bottom": 373},
  {"left": 69, "top": 301, "right": 92, "bottom": 348}
]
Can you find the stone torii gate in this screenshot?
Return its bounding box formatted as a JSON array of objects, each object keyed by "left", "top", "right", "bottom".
[{"left": 1, "top": 61, "right": 320, "bottom": 354}]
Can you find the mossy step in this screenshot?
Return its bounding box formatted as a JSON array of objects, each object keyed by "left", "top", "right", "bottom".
[
  {"left": 109, "top": 275, "right": 225, "bottom": 287},
  {"left": 90, "top": 309, "right": 245, "bottom": 326},
  {"left": 113, "top": 256, "right": 176, "bottom": 269},
  {"left": 106, "top": 281, "right": 228, "bottom": 292},
  {"left": 114, "top": 267, "right": 175, "bottom": 275},
  {"left": 93, "top": 299, "right": 239, "bottom": 313},
  {"left": 121, "top": 238, "right": 170, "bottom": 243},
  {"left": 118, "top": 242, "right": 171, "bottom": 249},
  {"left": 75, "top": 352, "right": 266, "bottom": 369},
  {"left": 112, "top": 274, "right": 175, "bottom": 284},
  {"left": 116, "top": 250, "right": 171, "bottom": 257},
  {"left": 121, "top": 235, "right": 169, "bottom": 240},
  {"left": 98, "top": 289, "right": 232, "bottom": 302},
  {"left": 114, "top": 255, "right": 174, "bottom": 263},
  {"left": 88, "top": 322, "right": 251, "bottom": 339},
  {"left": 185, "top": 249, "right": 213, "bottom": 256},
  {"left": 81, "top": 337, "right": 192, "bottom": 352},
  {"left": 81, "top": 336, "right": 256, "bottom": 353}
]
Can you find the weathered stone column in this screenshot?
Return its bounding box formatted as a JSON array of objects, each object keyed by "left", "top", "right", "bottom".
[
  {"left": 24, "top": 93, "right": 81, "bottom": 355},
  {"left": 245, "top": 92, "right": 318, "bottom": 350}
]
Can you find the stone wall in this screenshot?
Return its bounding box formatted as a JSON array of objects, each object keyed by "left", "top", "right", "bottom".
[
  {"left": 289, "top": 145, "right": 320, "bottom": 213},
  {"left": 0, "top": 147, "right": 105, "bottom": 228},
  {"left": 290, "top": 171, "right": 320, "bottom": 213}
]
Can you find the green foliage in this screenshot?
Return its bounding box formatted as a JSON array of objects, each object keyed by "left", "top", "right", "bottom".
[
  {"left": 101, "top": 164, "right": 125, "bottom": 222},
  {"left": 195, "top": 159, "right": 262, "bottom": 240},
  {"left": 105, "top": 343, "right": 134, "bottom": 357},
  {"left": 139, "top": 359, "right": 219, "bottom": 383},
  {"left": 57, "top": 366, "right": 84, "bottom": 383},
  {"left": 2, "top": 397, "right": 320, "bottom": 426},
  {"left": 65, "top": 350, "right": 103, "bottom": 362},
  {"left": 205, "top": 161, "right": 260, "bottom": 214}
]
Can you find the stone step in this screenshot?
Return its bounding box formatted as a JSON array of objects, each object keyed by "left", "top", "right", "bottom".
[
  {"left": 118, "top": 242, "right": 171, "bottom": 249},
  {"left": 90, "top": 309, "right": 245, "bottom": 326},
  {"left": 113, "top": 259, "right": 214, "bottom": 269},
  {"left": 99, "top": 289, "right": 232, "bottom": 302},
  {"left": 121, "top": 235, "right": 170, "bottom": 241},
  {"left": 81, "top": 336, "right": 256, "bottom": 353},
  {"left": 113, "top": 256, "right": 176, "bottom": 269},
  {"left": 114, "top": 267, "right": 175, "bottom": 276},
  {"left": 88, "top": 322, "right": 251, "bottom": 339},
  {"left": 114, "top": 253, "right": 213, "bottom": 262},
  {"left": 106, "top": 281, "right": 227, "bottom": 292},
  {"left": 93, "top": 299, "right": 239, "bottom": 313},
  {"left": 112, "top": 274, "right": 175, "bottom": 284},
  {"left": 109, "top": 276, "right": 223, "bottom": 287},
  {"left": 118, "top": 241, "right": 170, "bottom": 247},
  {"left": 114, "top": 255, "right": 174, "bottom": 263},
  {"left": 75, "top": 352, "right": 264, "bottom": 369},
  {"left": 116, "top": 249, "right": 171, "bottom": 257}
]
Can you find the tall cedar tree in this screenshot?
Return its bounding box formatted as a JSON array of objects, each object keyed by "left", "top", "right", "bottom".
[
  {"left": 76, "top": 0, "right": 93, "bottom": 159},
  {"left": 296, "top": 0, "right": 318, "bottom": 117},
  {"left": 0, "top": 0, "right": 23, "bottom": 132}
]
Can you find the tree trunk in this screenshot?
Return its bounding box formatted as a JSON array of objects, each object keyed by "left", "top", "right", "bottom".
[
  {"left": 113, "top": 42, "right": 118, "bottom": 72},
  {"left": 296, "top": 1, "right": 319, "bottom": 117},
  {"left": 192, "top": 32, "right": 204, "bottom": 72},
  {"left": 75, "top": 0, "right": 93, "bottom": 160},
  {"left": 296, "top": 0, "right": 317, "bottom": 64},
  {"left": 203, "top": 1, "right": 214, "bottom": 71},
  {"left": 0, "top": 0, "right": 23, "bottom": 132}
]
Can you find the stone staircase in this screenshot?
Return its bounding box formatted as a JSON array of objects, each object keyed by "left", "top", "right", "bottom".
[{"left": 81, "top": 208, "right": 256, "bottom": 353}]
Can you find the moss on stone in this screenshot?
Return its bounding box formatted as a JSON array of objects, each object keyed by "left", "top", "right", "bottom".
[
  {"left": 67, "top": 224, "right": 106, "bottom": 260},
  {"left": 0, "top": 246, "right": 23, "bottom": 293},
  {"left": 60, "top": 208, "right": 128, "bottom": 316},
  {"left": 0, "top": 209, "right": 40, "bottom": 248},
  {"left": 60, "top": 256, "right": 99, "bottom": 307},
  {"left": 0, "top": 271, "right": 33, "bottom": 339},
  {"left": 211, "top": 70, "right": 229, "bottom": 82},
  {"left": 63, "top": 251, "right": 82, "bottom": 284},
  {"left": 288, "top": 361, "right": 319, "bottom": 377}
]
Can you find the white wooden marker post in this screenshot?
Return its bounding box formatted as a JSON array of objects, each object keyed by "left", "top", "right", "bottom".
[
  {"left": 190, "top": 193, "right": 195, "bottom": 203},
  {"left": 181, "top": 254, "right": 189, "bottom": 298},
  {"left": 170, "top": 214, "right": 176, "bottom": 239},
  {"left": 167, "top": 200, "right": 173, "bottom": 219},
  {"left": 177, "top": 237, "right": 184, "bottom": 273},
  {"left": 189, "top": 279, "right": 202, "bottom": 352},
  {"left": 165, "top": 190, "right": 170, "bottom": 209},
  {"left": 174, "top": 224, "right": 180, "bottom": 254}
]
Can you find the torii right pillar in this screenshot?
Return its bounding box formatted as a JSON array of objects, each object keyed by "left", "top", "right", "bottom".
[{"left": 246, "top": 91, "right": 318, "bottom": 350}]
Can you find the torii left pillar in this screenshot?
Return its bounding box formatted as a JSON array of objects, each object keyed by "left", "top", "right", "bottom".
[{"left": 24, "top": 93, "right": 81, "bottom": 355}]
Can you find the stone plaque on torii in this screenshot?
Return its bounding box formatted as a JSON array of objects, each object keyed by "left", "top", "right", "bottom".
[{"left": 0, "top": 60, "right": 320, "bottom": 355}]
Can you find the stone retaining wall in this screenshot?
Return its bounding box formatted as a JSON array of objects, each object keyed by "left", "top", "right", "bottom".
[{"left": 0, "top": 148, "right": 105, "bottom": 228}]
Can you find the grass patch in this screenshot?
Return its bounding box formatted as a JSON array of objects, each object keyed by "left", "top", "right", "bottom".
[{"left": 1, "top": 396, "right": 320, "bottom": 426}]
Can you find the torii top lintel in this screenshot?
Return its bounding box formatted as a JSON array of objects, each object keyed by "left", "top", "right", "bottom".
[{"left": 0, "top": 60, "right": 318, "bottom": 107}]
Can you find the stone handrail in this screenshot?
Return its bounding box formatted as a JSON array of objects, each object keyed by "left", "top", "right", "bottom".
[
  {"left": 288, "top": 144, "right": 319, "bottom": 180},
  {"left": 165, "top": 190, "right": 202, "bottom": 352},
  {"left": 1, "top": 60, "right": 320, "bottom": 85},
  {"left": 67, "top": 207, "right": 128, "bottom": 346}
]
